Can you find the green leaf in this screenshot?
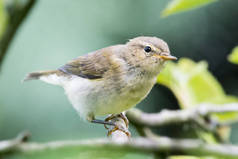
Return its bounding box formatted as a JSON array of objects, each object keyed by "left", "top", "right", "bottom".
[
  {"left": 0, "top": 0, "right": 7, "bottom": 38},
  {"left": 2, "top": 145, "right": 153, "bottom": 159},
  {"left": 161, "top": 0, "right": 218, "bottom": 17},
  {"left": 157, "top": 58, "right": 238, "bottom": 123},
  {"left": 228, "top": 46, "right": 238, "bottom": 65}
]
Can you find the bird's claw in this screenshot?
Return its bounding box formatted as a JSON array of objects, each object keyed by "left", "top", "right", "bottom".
[
  {"left": 104, "top": 114, "right": 116, "bottom": 129},
  {"left": 118, "top": 113, "right": 129, "bottom": 128},
  {"left": 104, "top": 113, "right": 130, "bottom": 137},
  {"left": 107, "top": 125, "right": 131, "bottom": 137},
  {"left": 104, "top": 113, "right": 129, "bottom": 129}
]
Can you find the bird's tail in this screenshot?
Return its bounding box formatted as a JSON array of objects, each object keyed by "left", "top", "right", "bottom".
[{"left": 23, "top": 70, "right": 65, "bottom": 85}]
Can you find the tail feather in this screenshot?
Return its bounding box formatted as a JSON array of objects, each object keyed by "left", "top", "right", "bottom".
[
  {"left": 23, "top": 70, "right": 61, "bottom": 82},
  {"left": 24, "top": 72, "right": 44, "bottom": 81}
]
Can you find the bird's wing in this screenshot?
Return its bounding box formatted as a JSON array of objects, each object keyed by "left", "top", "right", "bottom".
[{"left": 58, "top": 50, "right": 114, "bottom": 80}]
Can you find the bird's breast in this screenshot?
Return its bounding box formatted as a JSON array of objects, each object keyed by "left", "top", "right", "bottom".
[
  {"left": 123, "top": 75, "right": 157, "bottom": 103},
  {"left": 95, "top": 73, "right": 157, "bottom": 115}
]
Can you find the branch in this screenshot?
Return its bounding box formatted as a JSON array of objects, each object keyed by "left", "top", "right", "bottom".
[
  {"left": 1, "top": 132, "right": 238, "bottom": 158},
  {"left": 2, "top": 105, "right": 238, "bottom": 157},
  {"left": 0, "top": 0, "right": 36, "bottom": 69},
  {"left": 126, "top": 103, "right": 238, "bottom": 132}
]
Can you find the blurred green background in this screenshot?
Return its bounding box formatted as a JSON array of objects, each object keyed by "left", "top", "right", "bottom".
[{"left": 0, "top": 0, "right": 238, "bottom": 145}]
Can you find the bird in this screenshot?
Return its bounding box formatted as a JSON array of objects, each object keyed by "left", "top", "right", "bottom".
[{"left": 24, "top": 36, "right": 177, "bottom": 135}]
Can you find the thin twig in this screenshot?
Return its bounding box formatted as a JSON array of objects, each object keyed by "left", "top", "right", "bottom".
[{"left": 126, "top": 103, "right": 238, "bottom": 132}]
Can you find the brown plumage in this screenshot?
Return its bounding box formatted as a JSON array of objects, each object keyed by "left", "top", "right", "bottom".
[
  {"left": 59, "top": 49, "right": 118, "bottom": 79},
  {"left": 24, "top": 36, "right": 177, "bottom": 128}
]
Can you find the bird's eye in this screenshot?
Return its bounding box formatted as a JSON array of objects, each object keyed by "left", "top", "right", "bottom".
[{"left": 144, "top": 46, "right": 152, "bottom": 53}]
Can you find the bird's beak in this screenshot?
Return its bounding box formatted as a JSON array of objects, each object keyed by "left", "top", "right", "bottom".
[{"left": 153, "top": 54, "right": 177, "bottom": 60}]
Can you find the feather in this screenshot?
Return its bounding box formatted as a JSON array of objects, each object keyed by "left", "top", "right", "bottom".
[{"left": 58, "top": 48, "right": 118, "bottom": 80}]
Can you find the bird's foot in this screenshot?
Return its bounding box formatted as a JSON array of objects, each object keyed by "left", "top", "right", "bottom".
[
  {"left": 107, "top": 125, "right": 131, "bottom": 137},
  {"left": 118, "top": 113, "right": 129, "bottom": 128},
  {"left": 104, "top": 113, "right": 129, "bottom": 129},
  {"left": 104, "top": 114, "right": 117, "bottom": 129},
  {"left": 104, "top": 113, "right": 130, "bottom": 138}
]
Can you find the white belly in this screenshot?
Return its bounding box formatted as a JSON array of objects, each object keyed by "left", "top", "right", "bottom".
[{"left": 63, "top": 75, "right": 157, "bottom": 120}]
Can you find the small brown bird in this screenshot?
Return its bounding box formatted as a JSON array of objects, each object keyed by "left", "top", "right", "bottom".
[{"left": 24, "top": 36, "right": 176, "bottom": 134}]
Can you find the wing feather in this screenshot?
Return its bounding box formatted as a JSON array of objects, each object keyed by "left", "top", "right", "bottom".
[{"left": 58, "top": 50, "right": 112, "bottom": 80}]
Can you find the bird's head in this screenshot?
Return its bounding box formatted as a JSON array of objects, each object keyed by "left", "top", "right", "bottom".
[{"left": 126, "top": 36, "right": 177, "bottom": 75}]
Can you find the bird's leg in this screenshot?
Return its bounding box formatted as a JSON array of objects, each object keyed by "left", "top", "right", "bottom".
[
  {"left": 104, "top": 114, "right": 117, "bottom": 129},
  {"left": 91, "top": 119, "right": 115, "bottom": 126},
  {"left": 87, "top": 113, "right": 115, "bottom": 126}
]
